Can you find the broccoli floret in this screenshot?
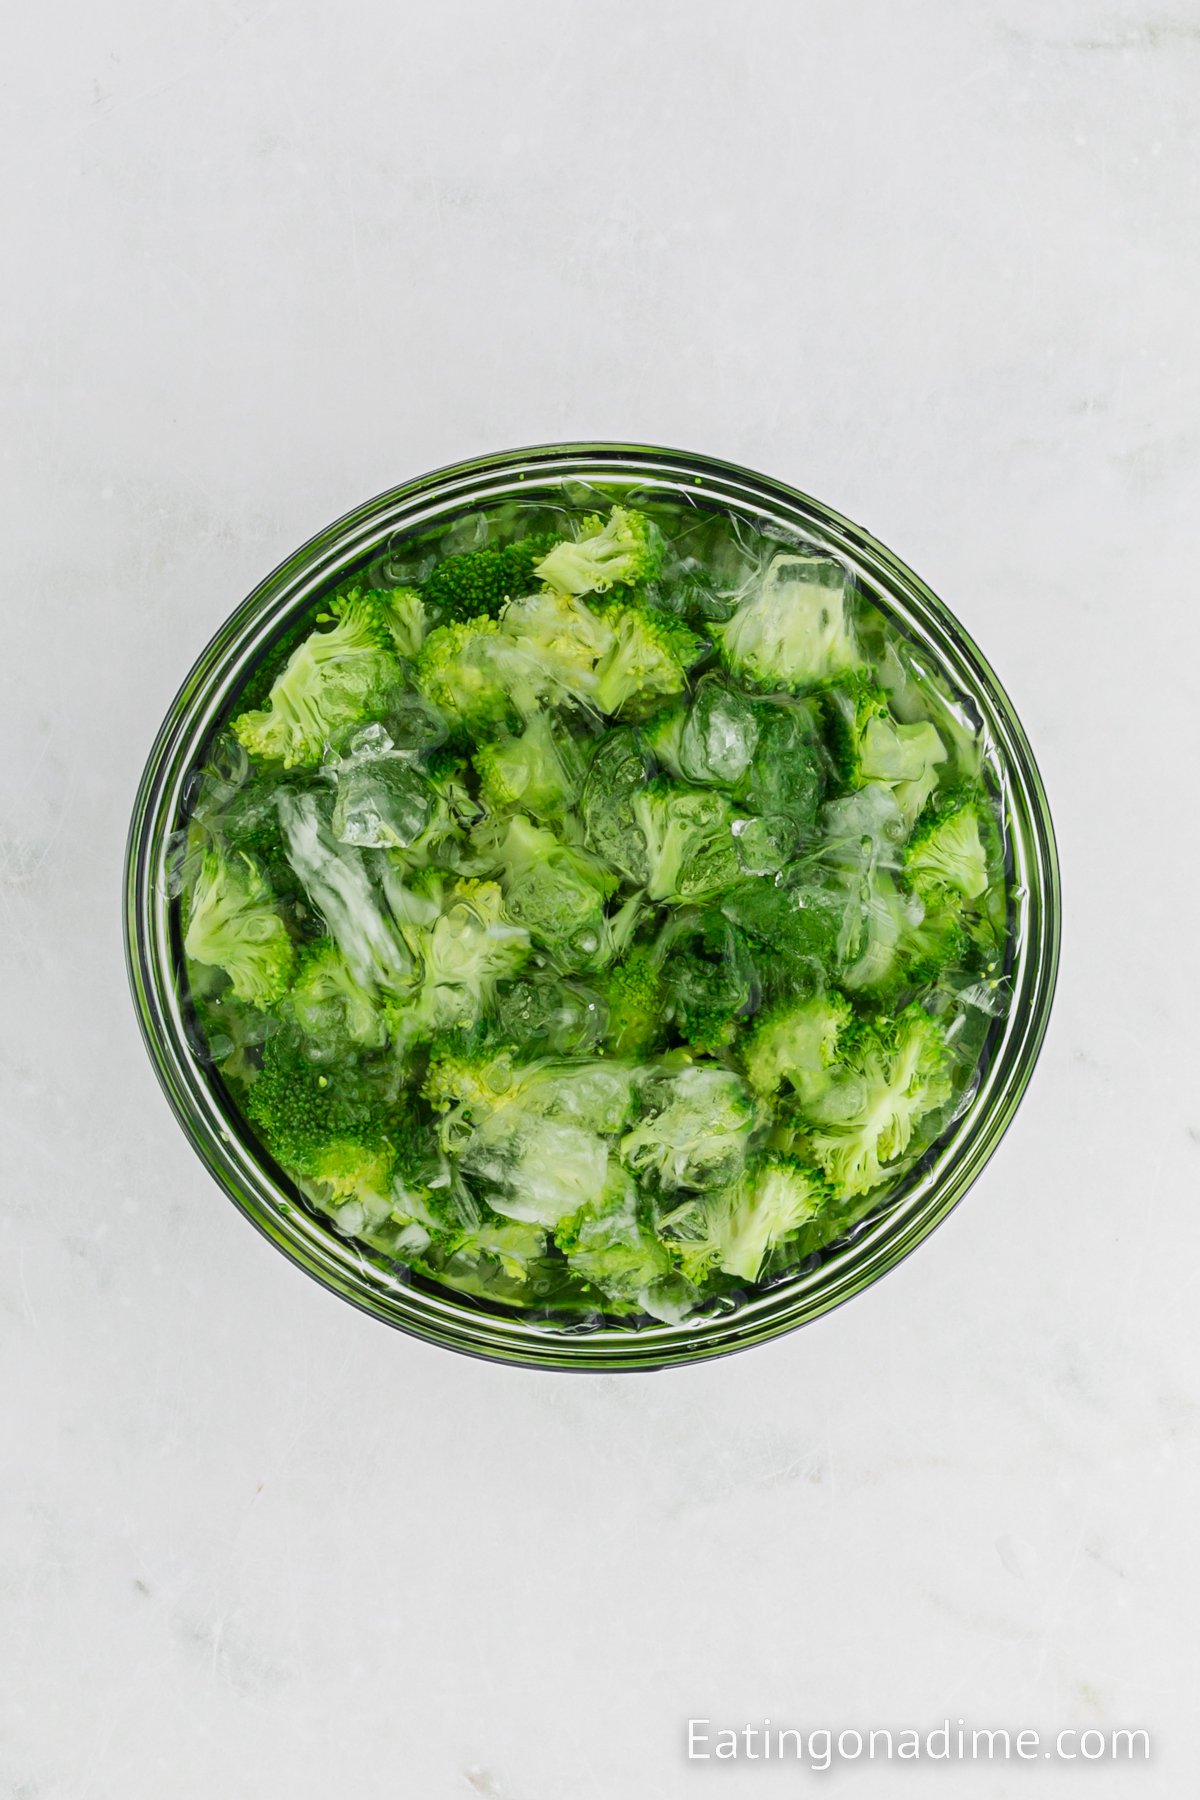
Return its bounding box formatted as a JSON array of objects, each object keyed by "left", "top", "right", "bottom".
[
  {"left": 659, "top": 913, "right": 758, "bottom": 1053},
  {"left": 182, "top": 847, "right": 296, "bottom": 1008},
  {"left": 418, "top": 593, "right": 616, "bottom": 725},
  {"left": 637, "top": 701, "right": 688, "bottom": 778},
  {"left": 493, "top": 589, "right": 615, "bottom": 711},
  {"left": 444, "top": 1214, "right": 550, "bottom": 1287},
  {"left": 534, "top": 505, "right": 664, "bottom": 597},
  {"left": 592, "top": 602, "right": 705, "bottom": 718},
  {"left": 824, "top": 675, "right": 947, "bottom": 823},
  {"left": 474, "top": 814, "right": 618, "bottom": 971},
  {"left": 666, "top": 1156, "right": 830, "bottom": 1283},
  {"left": 285, "top": 938, "right": 387, "bottom": 1055},
  {"left": 556, "top": 1175, "right": 685, "bottom": 1320},
  {"left": 427, "top": 1051, "right": 637, "bottom": 1229},
  {"left": 621, "top": 1064, "right": 759, "bottom": 1193},
  {"left": 277, "top": 791, "right": 413, "bottom": 993},
  {"left": 632, "top": 781, "right": 746, "bottom": 904},
  {"left": 328, "top": 584, "right": 428, "bottom": 659},
  {"left": 421, "top": 534, "right": 553, "bottom": 622},
  {"left": 414, "top": 617, "right": 513, "bottom": 730},
  {"left": 716, "top": 551, "right": 862, "bottom": 691},
  {"left": 803, "top": 1005, "right": 953, "bottom": 1199},
  {"left": 473, "top": 711, "right": 584, "bottom": 822},
  {"left": 243, "top": 1029, "right": 397, "bottom": 1203},
  {"left": 904, "top": 787, "right": 993, "bottom": 903},
  {"left": 741, "top": 990, "right": 853, "bottom": 1101},
  {"left": 385, "top": 876, "right": 532, "bottom": 1043},
  {"left": 231, "top": 594, "right": 403, "bottom": 767},
  {"left": 599, "top": 944, "right": 665, "bottom": 1057}
]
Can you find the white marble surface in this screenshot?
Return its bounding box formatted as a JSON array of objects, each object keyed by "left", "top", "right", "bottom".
[{"left": 4, "top": 0, "right": 1198, "bottom": 1793}]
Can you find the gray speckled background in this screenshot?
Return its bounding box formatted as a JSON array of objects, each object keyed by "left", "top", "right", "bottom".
[{"left": 4, "top": 1, "right": 1197, "bottom": 1794}]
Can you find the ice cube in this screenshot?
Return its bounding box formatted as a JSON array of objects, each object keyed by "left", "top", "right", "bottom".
[{"left": 332, "top": 762, "right": 432, "bottom": 849}]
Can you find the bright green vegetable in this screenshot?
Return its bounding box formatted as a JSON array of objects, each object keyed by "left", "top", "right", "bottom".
[
  {"left": 183, "top": 848, "right": 295, "bottom": 1008},
  {"left": 231, "top": 593, "right": 404, "bottom": 767},
  {"left": 181, "top": 498, "right": 1009, "bottom": 1322},
  {"left": 534, "top": 504, "right": 663, "bottom": 596}
]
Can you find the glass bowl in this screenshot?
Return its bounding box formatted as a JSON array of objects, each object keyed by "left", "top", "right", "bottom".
[{"left": 124, "top": 443, "right": 1060, "bottom": 1369}]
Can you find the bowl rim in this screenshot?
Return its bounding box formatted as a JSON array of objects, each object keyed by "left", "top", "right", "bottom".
[{"left": 124, "top": 440, "right": 1061, "bottom": 1370}]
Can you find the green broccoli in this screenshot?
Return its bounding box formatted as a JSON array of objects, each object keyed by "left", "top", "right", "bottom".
[
  {"left": 556, "top": 1175, "right": 690, "bottom": 1321},
  {"left": 904, "top": 787, "right": 993, "bottom": 903},
  {"left": 243, "top": 1028, "right": 397, "bottom": 1204},
  {"left": 741, "top": 990, "right": 853, "bottom": 1101},
  {"left": 474, "top": 814, "right": 618, "bottom": 971},
  {"left": 285, "top": 938, "right": 388, "bottom": 1054},
  {"left": 327, "top": 583, "right": 428, "bottom": 659},
  {"left": 621, "top": 1064, "right": 759, "bottom": 1193},
  {"left": 666, "top": 1156, "right": 830, "bottom": 1283},
  {"left": 420, "top": 534, "right": 553, "bottom": 622},
  {"left": 593, "top": 602, "right": 705, "bottom": 718},
  {"left": 231, "top": 593, "right": 403, "bottom": 767},
  {"left": 182, "top": 847, "right": 296, "bottom": 1008},
  {"left": 534, "top": 504, "right": 664, "bottom": 596},
  {"left": 716, "top": 551, "right": 862, "bottom": 691},
  {"left": 599, "top": 944, "right": 665, "bottom": 1058},
  {"left": 427, "top": 1050, "right": 637, "bottom": 1228},
  {"left": 414, "top": 617, "right": 513, "bottom": 730},
  {"left": 385, "top": 875, "right": 531, "bottom": 1043},
  {"left": 803, "top": 1005, "right": 953, "bottom": 1198},
  {"left": 491, "top": 589, "right": 615, "bottom": 711},
  {"left": 658, "top": 912, "right": 758, "bottom": 1053},
  {"left": 632, "top": 781, "right": 746, "bottom": 903},
  {"left": 670, "top": 677, "right": 825, "bottom": 839},
  {"left": 824, "top": 675, "right": 947, "bottom": 822},
  {"left": 473, "top": 710, "right": 584, "bottom": 822}
]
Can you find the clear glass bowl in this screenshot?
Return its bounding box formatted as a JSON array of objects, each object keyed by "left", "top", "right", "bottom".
[{"left": 124, "top": 444, "right": 1060, "bottom": 1369}]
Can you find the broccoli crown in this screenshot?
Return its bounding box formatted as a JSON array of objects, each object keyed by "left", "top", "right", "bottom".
[
  {"left": 904, "top": 785, "right": 993, "bottom": 903},
  {"left": 415, "top": 617, "right": 513, "bottom": 729},
  {"left": 327, "top": 584, "right": 428, "bottom": 659},
  {"left": 600, "top": 944, "right": 664, "bottom": 1058},
  {"left": 659, "top": 913, "right": 758, "bottom": 1054},
  {"left": 183, "top": 847, "right": 296, "bottom": 1008},
  {"left": 555, "top": 1176, "right": 678, "bottom": 1316},
  {"left": 667, "top": 1155, "right": 830, "bottom": 1283},
  {"left": 741, "top": 989, "right": 853, "bottom": 1100},
  {"left": 286, "top": 938, "right": 387, "bottom": 1055},
  {"left": 717, "top": 551, "right": 862, "bottom": 691},
  {"left": 473, "top": 711, "right": 583, "bottom": 822},
  {"left": 534, "top": 505, "right": 664, "bottom": 597},
  {"left": 421, "top": 534, "right": 553, "bottom": 622},
  {"left": 592, "top": 602, "right": 706, "bottom": 718},
  {"left": 822, "top": 675, "right": 893, "bottom": 787},
  {"left": 231, "top": 596, "right": 402, "bottom": 767},
  {"left": 386, "top": 875, "right": 531, "bottom": 1043},
  {"left": 802, "top": 1004, "right": 953, "bottom": 1198},
  {"left": 474, "top": 814, "right": 618, "bottom": 972},
  {"left": 244, "top": 1028, "right": 397, "bottom": 1201},
  {"left": 632, "top": 780, "right": 746, "bottom": 904}
]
